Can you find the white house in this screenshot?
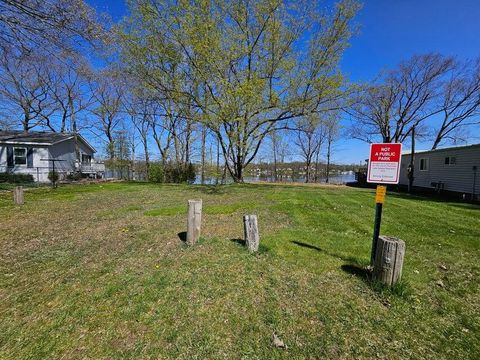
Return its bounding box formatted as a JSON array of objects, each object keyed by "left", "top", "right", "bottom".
[
  {"left": 399, "top": 144, "right": 480, "bottom": 199},
  {"left": 0, "top": 130, "right": 104, "bottom": 182}
]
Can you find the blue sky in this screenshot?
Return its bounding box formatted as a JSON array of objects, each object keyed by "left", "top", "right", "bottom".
[{"left": 87, "top": 0, "right": 480, "bottom": 164}]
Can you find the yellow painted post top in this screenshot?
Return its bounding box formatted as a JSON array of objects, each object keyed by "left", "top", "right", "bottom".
[{"left": 375, "top": 185, "right": 387, "bottom": 204}]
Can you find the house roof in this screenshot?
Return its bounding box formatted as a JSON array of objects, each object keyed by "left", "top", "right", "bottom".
[
  {"left": 0, "top": 130, "right": 96, "bottom": 152},
  {"left": 402, "top": 143, "right": 480, "bottom": 156}
]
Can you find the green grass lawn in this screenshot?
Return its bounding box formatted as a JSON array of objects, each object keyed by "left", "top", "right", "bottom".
[{"left": 0, "top": 182, "right": 479, "bottom": 359}]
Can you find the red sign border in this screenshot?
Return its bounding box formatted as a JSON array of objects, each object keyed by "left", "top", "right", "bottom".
[{"left": 367, "top": 143, "right": 402, "bottom": 184}]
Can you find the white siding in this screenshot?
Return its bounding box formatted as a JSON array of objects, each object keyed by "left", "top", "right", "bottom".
[{"left": 399, "top": 145, "right": 480, "bottom": 195}]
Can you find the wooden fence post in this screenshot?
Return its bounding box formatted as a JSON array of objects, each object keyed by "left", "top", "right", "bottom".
[
  {"left": 187, "top": 200, "right": 202, "bottom": 245},
  {"left": 373, "top": 236, "right": 405, "bottom": 286},
  {"left": 14, "top": 186, "right": 24, "bottom": 205},
  {"left": 243, "top": 214, "right": 259, "bottom": 252}
]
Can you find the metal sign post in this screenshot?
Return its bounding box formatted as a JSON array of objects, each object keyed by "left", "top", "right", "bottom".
[
  {"left": 370, "top": 185, "right": 386, "bottom": 265},
  {"left": 367, "top": 143, "right": 402, "bottom": 266}
]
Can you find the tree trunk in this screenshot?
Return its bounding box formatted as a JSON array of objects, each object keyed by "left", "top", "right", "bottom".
[
  {"left": 408, "top": 126, "right": 415, "bottom": 193},
  {"left": 70, "top": 97, "right": 81, "bottom": 173},
  {"left": 185, "top": 120, "right": 192, "bottom": 164},
  {"left": 201, "top": 125, "right": 206, "bottom": 184},
  {"left": 314, "top": 149, "right": 320, "bottom": 183},
  {"left": 272, "top": 135, "right": 278, "bottom": 182},
  {"left": 143, "top": 135, "right": 150, "bottom": 181},
  {"left": 216, "top": 137, "right": 220, "bottom": 184},
  {"left": 305, "top": 160, "right": 311, "bottom": 183},
  {"left": 326, "top": 140, "right": 331, "bottom": 183}
]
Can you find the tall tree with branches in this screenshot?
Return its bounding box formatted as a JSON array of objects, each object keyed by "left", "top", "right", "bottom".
[
  {"left": 350, "top": 53, "right": 455, "bottom": 143},
  {"left": 295, "top": 115, "right": 326, "bottom": 183},
  {"left": 119, "top": 0, "right": 360, "bottom": 182},
  {"left": 88, "top": 69, "right": 125, "bottom": 159},
  {"left": 0, "top": 46, "right": 54, "bottom": 131},
  {"left": 0, "top": 0, "right": 104, "bottom": 54},
  {"left": 432, "top": 58, "right": 480, "bottom": 149}
]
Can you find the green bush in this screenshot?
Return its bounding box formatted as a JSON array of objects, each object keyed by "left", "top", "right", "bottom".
[
  {"left": 148, "top": 164, "right": 164, "bottom": 183},
  {"left": 48, "top": 171, "right": 59, "bottom": 183},
  {"left": 66, "top": 172, "right": 82, "bottom": 181},
  {"left": 148, "top": 163, "right": 196, "bottom": 184},
  {"left": 0, "top": 172, "right": 34, "bottom": 183}
]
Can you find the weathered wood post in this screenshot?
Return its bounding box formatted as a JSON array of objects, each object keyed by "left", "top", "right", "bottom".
[
  {"left": 243, "top": 214, "right": 259, "bottom": 252},
  {"left": 373, "top": 236, "right": 405, "bottom": 286},
  {"left": 14, "top": 186, "right": 24, "bottom": 205},
  {"left": 186, "top": 200, "right": 202, "bottom": 245}
]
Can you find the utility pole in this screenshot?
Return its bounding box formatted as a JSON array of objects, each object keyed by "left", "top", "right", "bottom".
[{"left": 408, "top": 126, "right": 415, "bottom": 193}]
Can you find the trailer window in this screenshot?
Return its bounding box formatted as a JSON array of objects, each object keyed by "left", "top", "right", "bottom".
[
  {"left": 420, "top": 158, "right": 428, "bottom": 171},
  {"left": 445, "top": 156, "right": 456, "bottom": 165}
]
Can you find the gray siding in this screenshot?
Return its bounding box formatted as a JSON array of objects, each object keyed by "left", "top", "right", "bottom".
[
  {"left": 399, "top": 145, "right": 480, "bottom": 195},
  {"left": 48, "top": 138, "right": 94, "bottom": 172},
  {"left": 0, "top": 137, "right": 95, "bottom": 182}
]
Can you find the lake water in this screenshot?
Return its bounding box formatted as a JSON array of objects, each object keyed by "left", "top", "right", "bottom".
[{"left": 196, "top": 172, "right": 356, "bottom": 185}]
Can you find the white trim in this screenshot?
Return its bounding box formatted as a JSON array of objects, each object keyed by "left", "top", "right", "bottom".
[
  {"left": 49, "top": 136, "right": 74, "bottom": 145},
  {"left": 367, "top": 143, "right": 402, "bottom": 184},
  {"left": 2, "top": 141, "right": 53, "bottom": 146}
]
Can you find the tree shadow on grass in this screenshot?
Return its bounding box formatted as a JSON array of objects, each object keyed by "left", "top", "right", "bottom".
[{"left": 178, "top": 232, "right": 187, "bottom": 242}]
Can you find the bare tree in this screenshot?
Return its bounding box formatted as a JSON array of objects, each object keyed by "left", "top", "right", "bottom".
[
  {"left": 324, "top": 114, "right": 341, "bottom": 183},
  {"left": 270, "top": 131, "right": 280, "bottom": 182},
  {"left": 432, "top": 58, "right": 480, "bottom": 149},
  {"left": 295, "top": 115, "right": 326, "bottom": 183},
  {"left": 0, "top": 0, "right": 104, "bottom": 54},
  {"left": 0, "top": 47, "right": 54, "bottom": 131},
  {"left": 123, "top": 93, "right": 152, "bottom": 180},
  {"left": 350, "top": 53, "right": 454, "bottom": 143},
  {"left": 46, "top": 54, "right": 92, "bottom": 134},
  {"left": 89, "top": 70, "right": 124, "bottom": 159}
]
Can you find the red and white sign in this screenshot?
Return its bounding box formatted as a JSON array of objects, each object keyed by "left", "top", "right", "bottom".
[{"left": 367, "top": 143, "right": 402, "bottom": 184}]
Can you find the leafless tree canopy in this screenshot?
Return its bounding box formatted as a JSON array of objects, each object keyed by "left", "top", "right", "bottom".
[
  {"left": 349, "top": 53, "right": 480, "bottom": 148},
  {"left": 350, "top": 53, "right": 455, "bottom": 143},
  {"left": 0, "top": 0, "right": 104, "bottom": 54}
]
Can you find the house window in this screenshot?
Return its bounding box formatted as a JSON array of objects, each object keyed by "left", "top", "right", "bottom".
[
  {"left": 445, "top": 156, "right": 456, "bottom": 165},
  {"left": 14, "top": 147, "right": 27, "bottom": 165},
  {"left": 81, "top": 154, "right": 92, "bottom": 165},
  {"left": 419, "top": 158, "right": 429, "bottom": 171}
]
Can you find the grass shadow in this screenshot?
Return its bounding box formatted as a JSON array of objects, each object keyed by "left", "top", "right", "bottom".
[
  {"left": 178, "top": 231, "right": 187, "bottom": 242},
  {"left": 341, "top": 264, "right": 371, "bottom": 281},
  {"left": 230, "top": 238, "right": 246, "bottom": 246},
  {"left": 291, "top": 240, "right": 322, "bottom": 252},
  {"left": 290, "top": 240, "right": 405, "bottom": 296},
  {"left": 290, "top": 240, "right": 366, "bottom": 266},
  {"left": 191, "top": 185, "right": 227, "bottom": 195}
]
